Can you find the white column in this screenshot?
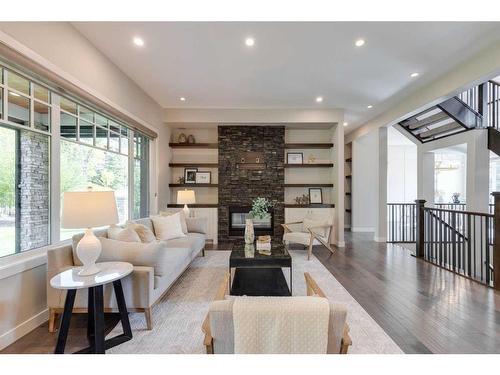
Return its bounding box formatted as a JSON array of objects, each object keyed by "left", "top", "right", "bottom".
[
  {"left": 417, "top": 147, "right": 435, "bottom": 204},
  {"left": 333, "top": 122, "right": 345, "bottom": 247},
  {"left": 467, "top": 130, "right": 489, "bottom": 212},
  {"left": 375, "top": 127, "right": 388, "bottom": 242}
]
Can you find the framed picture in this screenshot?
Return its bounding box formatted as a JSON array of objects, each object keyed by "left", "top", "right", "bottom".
[
  {"left": 184, "top": 167, "right": 198, "bottom": 184},
  {"left": 195, "top": 171, "right": 211, "bottom": 184},
  {"left": 287, "top": 152, "right": 303, "bottom": 164},
  {"left": 309, "top": 188, "right": 323, "bottom": 204}
]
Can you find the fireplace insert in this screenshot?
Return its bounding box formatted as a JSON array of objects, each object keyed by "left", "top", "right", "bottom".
[{"left": 228, "top": 206, "right": 274, "bottom": 237}]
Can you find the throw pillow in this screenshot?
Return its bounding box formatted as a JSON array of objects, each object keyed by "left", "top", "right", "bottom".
[
  {"left": 126, "top": 221, "right": 156, "bottom": 243},
  {"left": 185, "top": 217, "right": 208, "bottom": 234},
  {"left": 151, "top": 212, "right": 186, "bottom": 241},
  {"left": 160, "top": 210, "right": 188, "bottom": 234},
  {"left": 302, "top": 218, "right": 330, "bottom": 238},
  {"left": 107, "top": 224, "right": 141, "bottom": 242}
]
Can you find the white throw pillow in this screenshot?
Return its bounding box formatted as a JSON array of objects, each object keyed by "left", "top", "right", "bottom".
[
  {"left": 126, "top": 221, "right": 157, "bottom": 243},
  {"left": 107, "top": 225, "right": 141, "bottom": 242},
  {"left": 160, "top": 210, "right": 188, "bottom": 234},
  {"left": 151, "top": 212, "right": 186, "bottom": 241}
]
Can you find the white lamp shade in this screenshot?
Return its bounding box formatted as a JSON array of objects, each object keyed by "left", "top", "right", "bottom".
[
  {"left": 177, "top": 190, "right": 196, "bottom": 205},
  {"left": 61, "top": 191, "right": 119, "bottom": 229}
]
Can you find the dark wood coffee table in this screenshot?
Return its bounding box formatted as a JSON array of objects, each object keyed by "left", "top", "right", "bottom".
[{"left": 229, "top": 243, "right": 292, "bottom": 296}]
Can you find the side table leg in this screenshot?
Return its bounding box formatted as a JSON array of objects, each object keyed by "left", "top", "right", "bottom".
[
  {"left": 93, "top": 285, "right": 105, "bottom": 354},
  {"left": 113, "top": 280, "right": 132, "bottom": 339},
  {"left": 87, "top": 287, "right": 95, "bottom": 346},
  {"left": 54, "top": 289, "right": 76, "bottom": 354}
]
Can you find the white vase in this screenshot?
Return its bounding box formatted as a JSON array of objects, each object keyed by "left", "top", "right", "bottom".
[{"left": 244, "top": 219, "right": 255, "bottom": 244}]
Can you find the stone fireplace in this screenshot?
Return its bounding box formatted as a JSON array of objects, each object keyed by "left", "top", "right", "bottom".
[{"left": 218, "top": 126, "right": 285, "bottom": 242}]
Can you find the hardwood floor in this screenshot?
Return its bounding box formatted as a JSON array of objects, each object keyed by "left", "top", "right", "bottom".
[
  {"left": 2, "top": 232, "right": 500, "bottom": 354},
  {"left": 313, "top": 232, "right": 500, "bottom": 354}
]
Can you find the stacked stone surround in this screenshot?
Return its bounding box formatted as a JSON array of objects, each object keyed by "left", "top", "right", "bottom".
[
  {"left": 18, "top": 130, "right": 50, "bottom": 251},
  {"left": 218, "top": 126, "right": 284, "bottom": 243}
]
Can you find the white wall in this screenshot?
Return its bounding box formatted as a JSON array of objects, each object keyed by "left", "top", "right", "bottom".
[
  {"left": 388, "top": 145, "right": 417, "bottom": 203},
  {"left": 352, "top": 130, "right": 378, "bottom": 232},
  {"left": 0, "top": 22, "right": 167, "bottom": 350}
]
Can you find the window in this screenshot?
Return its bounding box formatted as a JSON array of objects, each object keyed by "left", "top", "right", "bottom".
[
  {"left": 0, "top": 125, "right": 50, "bottom": 257},
  {"left": 60, "top": 140, "right": 129, "bottom": 240},
  {"left": 133, "top": 133, "right": 150, "bottom": 219},
  {"left": 0, "top": 64, "right": 152, "bottom": 257}
]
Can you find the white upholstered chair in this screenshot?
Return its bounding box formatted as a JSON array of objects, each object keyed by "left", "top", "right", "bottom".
[
  {"left": 282, "top": 217, "right": 335, "bottom": 260},
  {"left": 201, "top": 273, "right": 352, "bottom": 354}
]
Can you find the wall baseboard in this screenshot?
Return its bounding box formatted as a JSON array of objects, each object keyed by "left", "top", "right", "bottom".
[
  {"left": 0, "top": 308, "right": 48, "bottom": 351},
  {"left": 351, "top": 227, "right": 374, "bottom": 232},
  {"left": 374, "top": 236, "right": 387, "bottom": 243},
  {"left": 336, "top": 241, "right": 346, "bottom": 248}
]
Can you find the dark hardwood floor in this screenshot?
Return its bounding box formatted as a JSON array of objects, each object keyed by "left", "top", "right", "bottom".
[
  {"left": 2, "top": 232, "right": 500, "bottom": 354},
  {"left": 313, "top": 232, "right": 500, "bottom": 354}
]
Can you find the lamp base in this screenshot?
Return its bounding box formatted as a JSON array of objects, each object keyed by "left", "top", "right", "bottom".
[
  {"left": 76, "top": 228, "right": 102, "bottom": 276},
  {"left": 183, "top": 204, "right": 190, "bottom": 218}
]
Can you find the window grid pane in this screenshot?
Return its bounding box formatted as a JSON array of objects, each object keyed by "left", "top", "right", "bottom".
[
  {"left": 8, "top": 71, "right": 30, "bottom": 95},
  {"left": 8, "top": 91, "right": 30, "bottom": 126}
]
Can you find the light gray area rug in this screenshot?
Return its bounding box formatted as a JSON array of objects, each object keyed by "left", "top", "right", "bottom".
[{"left": 109, "top": 250, "right": 403, "bottom": 354}]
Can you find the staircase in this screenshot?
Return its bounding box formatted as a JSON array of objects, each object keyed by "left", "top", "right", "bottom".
[{"left": 398, "top": 80, "right": 500, "bottom": 145}]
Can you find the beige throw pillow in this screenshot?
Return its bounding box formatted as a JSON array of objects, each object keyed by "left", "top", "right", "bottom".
[
  {"left": 151, "top": 212, "right": 186, "bottom": 241},
  {"left": 126, "top": 221, "right": 156, "bottom": 243},
  {"left": 160, "top": 210, "right": 188, "bottom": 234},
  {"left": 108, "top": 225, "right": 141, "bottom": 242}
]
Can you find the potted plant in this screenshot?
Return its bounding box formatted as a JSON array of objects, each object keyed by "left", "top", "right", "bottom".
[{"left": 245, "top": 197, "right": 273, "bottom": 244}]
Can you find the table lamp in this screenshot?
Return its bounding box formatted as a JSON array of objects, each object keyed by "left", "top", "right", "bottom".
[
  {"left": 177, "top": 189, "right": 196, "bottom": 217},
  {"left": 61, "top": 189, "right": 119, "bottom": 276}
]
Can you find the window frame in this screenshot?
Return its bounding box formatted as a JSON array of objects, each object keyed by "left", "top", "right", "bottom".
[{"left": 0, "top": 63, "right": 153, "bottom": 260}]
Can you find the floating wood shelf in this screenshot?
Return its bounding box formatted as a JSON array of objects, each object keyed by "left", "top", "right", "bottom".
[
  {"left": 345, "top": 158, "right": 352, "bottom": 162},
  {"left": 345, "top": 192, "right": 351, "bottom": 195},
  {"left": 284, "top": 204, "right": 335, "bottom": 208},
  {"left": 346, "top": 175, "right": 352, "bottom": 179},
  {"left": 284, "top": 163, "right": 333, "bottom": 168},
  {"left": 345, "top": 209, "right": 352, "bottom": 213},
  {"left": 169, "top": 143, "right": 218, "bottom": 149},
  {"left": 169, "top": 184, "right": 218, "bottom": 188},
  {"left": 169, "top": 163, "right": 219, "bottom": 168},
  {"left": 284, "top": 143, "right": 334, "bottom": 149},
  {"left": 167, "top": 204, "right": 219, "bottom": 208},
  {"left": 284, "top": 184, "right": 334, "bottom": 187}
]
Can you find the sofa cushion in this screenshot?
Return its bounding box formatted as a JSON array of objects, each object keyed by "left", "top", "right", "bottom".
[
  {"left": 108, "top": 225, "right": 141, "bottom": 242},
  {"left": 97, "top": 237, "right": 182, "bottom": 277},
  {"left": 186, "top": 217, "right": 208, "bottom": 234},
  {"left": 126, "top": 221, "right": 156, "bottom": 243},
  {"left": 165, "top": 233, "right": 205, "bottom": 258},
  {"left": 151, "top": 213, "right": 186, "bottom": 241}
]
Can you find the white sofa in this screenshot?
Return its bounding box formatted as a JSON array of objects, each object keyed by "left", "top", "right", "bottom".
[{"left": 46, "top": 216, "right": 207, "bottom": 332}]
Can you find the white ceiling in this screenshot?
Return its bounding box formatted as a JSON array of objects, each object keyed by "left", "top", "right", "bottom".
[{"left": 72, "top": 22, "right": 500, "bottom": 132}]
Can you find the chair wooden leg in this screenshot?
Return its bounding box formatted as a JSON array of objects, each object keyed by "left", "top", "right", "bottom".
[
  {"left": 308, "top": 236, "right": 314, "bottom": 260},
  {"left": 144, "top": 308, "right": 152, "bottom": 330},
  {"left": 48, "top": 308, "right": 57, "bottom": 333}
]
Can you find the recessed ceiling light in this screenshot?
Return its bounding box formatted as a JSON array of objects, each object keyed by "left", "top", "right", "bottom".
[
  {"left": 367, "top": 105, "right": 373, "bottom": 109},
  {"left": 245, "top": 37, "right": 255, "bottom": 47},
  {"left": 410, "top": 72, "right": 419, "bottom": 78},
  {"left": 316, "top": 96, "right": 323, "bottom": 103},
  {"left": 180, "top": 97, "right": 186, "bottom": 102},
  {"left": 10, "top": 92, "right": 21, "bottom": 97},
  {"left": 343, "top": 122, "right": 348, "bottom": 127},
  {"left": 133, "top": 37, "right": 144, "bottom": 47},
  {"left": 355, "top": 39, "right": 365, "bottom": 47}
]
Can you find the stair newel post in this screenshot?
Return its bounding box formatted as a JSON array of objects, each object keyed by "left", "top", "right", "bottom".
[
  {"left": 415, "top": 199, "right": 426, "bottom": 258},
  {"left": 492, "top": 192, "right": 500, "bottom": 291}
]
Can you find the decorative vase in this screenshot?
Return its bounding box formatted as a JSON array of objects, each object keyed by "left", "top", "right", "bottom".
[{"left": 244, "top": 219, "right": 255, "bottom": 244}]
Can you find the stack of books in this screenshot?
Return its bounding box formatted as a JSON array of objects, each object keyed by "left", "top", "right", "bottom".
[{"left": 256, "top": 235, "right": 271, "bottom": 252}]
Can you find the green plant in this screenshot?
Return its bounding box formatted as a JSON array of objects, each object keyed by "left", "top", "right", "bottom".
[{"left": 248, "top": 197, "right": 273, "bottom": 219}]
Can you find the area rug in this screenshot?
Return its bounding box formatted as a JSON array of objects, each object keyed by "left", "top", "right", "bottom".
[{"left": 109, "top": 250, "right": 403, "bottom": 354}]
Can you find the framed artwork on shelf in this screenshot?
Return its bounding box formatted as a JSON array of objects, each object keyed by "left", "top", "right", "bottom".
[
  {"left": 195, "top": 171, "right": 211, "bottom": 184},
  {"left": 309, "top": 188, "right": 323, "bottom": 204},
  {"left": 287, "top": 152, "right": 303, "bottom": 164},
  {"left": 184, "top": 167, "right": 198, "bottom": 184}
]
